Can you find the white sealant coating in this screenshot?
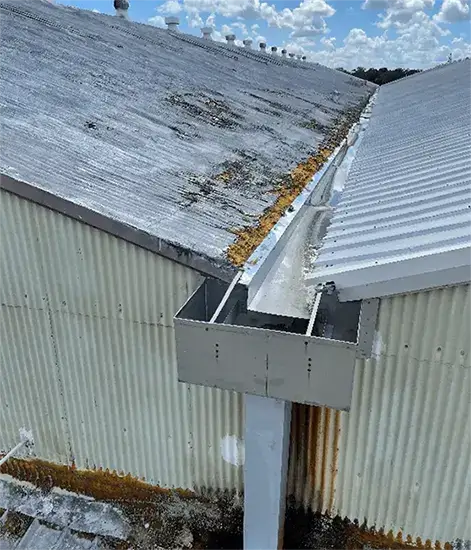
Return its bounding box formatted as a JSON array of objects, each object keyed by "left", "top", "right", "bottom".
[
  {"left": 220, "top": 435, "right": 245, "bottom": 466},
  {"left": 372, "top": 330, "right": 383, "bottom": 356}
]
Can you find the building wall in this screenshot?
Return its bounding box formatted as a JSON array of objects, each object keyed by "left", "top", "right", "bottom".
[
  {"left": 288, "top": 283, "right": 471, "bottom": 544},
  {"left": 0, "top": 190, "right": 243, "bottom": 492}
]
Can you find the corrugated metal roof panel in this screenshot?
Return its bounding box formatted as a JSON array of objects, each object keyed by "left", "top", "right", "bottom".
[
  {"left": 0, "top": 190, "right": 243, "bottom": 492},
  {"left": 310, "top": 60, "right": 471, "bottom": 301},
  {"left": 0, "top": 0, "right": 373, "bottom": 275}
]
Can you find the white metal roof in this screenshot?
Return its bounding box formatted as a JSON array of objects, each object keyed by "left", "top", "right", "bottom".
[{"left": 308, "top": 59, "right": 471, "bottom": 301}]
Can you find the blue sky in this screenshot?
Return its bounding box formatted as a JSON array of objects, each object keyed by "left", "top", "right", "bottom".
[{"left": 56, "top": 0, "right": 471, "bottom": 69}]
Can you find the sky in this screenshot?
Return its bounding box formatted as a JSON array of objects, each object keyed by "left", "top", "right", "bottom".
[{"left": 56, "top": 0, "right": 471, "bottom": 69}]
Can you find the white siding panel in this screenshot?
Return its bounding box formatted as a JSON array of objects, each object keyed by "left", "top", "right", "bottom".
[
  {"left": 0, "top": 190, "right": 243, "bottom": 491},
  {"left": 337, "top": 285, "right": 471, "bottom": 543},
  {"left": 0, "top": 306, "right": 70, "bottom": 463}
]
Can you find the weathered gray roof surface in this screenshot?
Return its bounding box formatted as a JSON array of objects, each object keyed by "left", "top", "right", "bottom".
[
  {"left": 309, "top": 59, "right": 471, "bottom": 301},
  {"left": 0, "top": 0, "right": 373, "bottom": 277}
]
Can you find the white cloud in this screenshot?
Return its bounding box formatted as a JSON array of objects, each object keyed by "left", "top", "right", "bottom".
[
  {"left": 232, "top": 21, "right": 249, "bottom": 35},
  {"left": 300, "top": 6, "right": 470, "bottom": 70},
  {"left": 205, "top": 13, "right": 216, "bottom": 26},
  {"left": 434, "top": 0, "right": 470, "bottom": 22},
  {"left": 363, "top": 0, "right": 434, "bottom": 11},
  {"left": 186, "top": 7, "right": 204, "bottom": 27},
  {"left": 372, "top": 0, "right": 435, "bottom": 29},
  {"left": 320, "top": 36, "right": 336, "bottom": 49},
  {"left": 263, "top": 0, "right": 335, "bottom": 35},
  {"left": 155, "top": 0, "right": 335, "bottom": 37},
  {"left": 158, "top": 0, "right": 183, "bottom": 14},
  {"left": 148, "top": 14, "right": 166, "bottom": 26},
  {"left": 362, "top": 0, "right": 390, "bottom": 8},
  {"left": 149, "top": 0, "right": 470, "bottom": 70}
]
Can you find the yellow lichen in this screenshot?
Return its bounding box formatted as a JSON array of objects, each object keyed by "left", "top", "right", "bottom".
[{"left": 226, "top": 149, "right": 331, "bottom": 267}]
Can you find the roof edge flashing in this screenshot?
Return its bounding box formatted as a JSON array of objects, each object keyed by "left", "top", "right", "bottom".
[
  {"left": 0, "top": 174, "right": 237, "bottom": 283},
  {"left": 308, "top": 245, "right": 471, "bottom": 301}
]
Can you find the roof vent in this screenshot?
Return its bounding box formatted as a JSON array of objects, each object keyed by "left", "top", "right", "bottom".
[
  {"left": 243, "top": 38, "right": 253, "bottom": 48},
  {"left": 226, "top": 34, "right": 236, "bottom": 45},
  {"left": 281, "top": 49, "right": 287, "bottom": 58},
  {"left": 271, "top": 46, "right": 277, "bottom": 55},
  {"left": 296, "top": 54, "right": 302, "bottom": 60},
  {"left": 201, "top": 27, "right": 213, "bottom": 39},
  {"left": 113, "top": 0, "right": 129, "bottom": 18},
  {"left": 302, "top": 55, "right": 307, "bottom": 61},
  {"left": 165, "top": 16, "right": 179, "bottom": 31},
  {"left": 259, "top": 42, "right": 267, "bottom": 51},
  {"left": 288, "top": 52, "right": 295, "bottom": 59}
]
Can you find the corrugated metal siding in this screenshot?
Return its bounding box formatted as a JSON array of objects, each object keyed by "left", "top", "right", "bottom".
[
  {"left": 311, "top": 59, "right": 471, "bottom": 298},
  {"left": 0, "top": 190, "right": 243, "bottom": 491},
  {"left": 287, "top": 406, "right": 341, "bottom": 513},
  {"left": 290, "top": 284, "right": 471, "bottom": 543}
]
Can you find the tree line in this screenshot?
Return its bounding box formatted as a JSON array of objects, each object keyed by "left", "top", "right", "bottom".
[{"left": 337, "top": 66, "right": 422, "bottom": 85}]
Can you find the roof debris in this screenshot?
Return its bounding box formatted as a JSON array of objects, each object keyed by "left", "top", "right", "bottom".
[{"left": 227, "top": 103, "right": 368, "bottom": 266}]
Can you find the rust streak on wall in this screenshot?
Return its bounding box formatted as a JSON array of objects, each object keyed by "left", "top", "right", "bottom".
[
  {"left": 287, "top": 404, "right": 340, "bottom": 514},
  {"left": 329, "top": 410, "right": 341, "bottom": 512}
]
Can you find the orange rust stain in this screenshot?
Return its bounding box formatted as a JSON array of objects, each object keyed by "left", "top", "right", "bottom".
[
  {"left": 289, "top": 404, "right": 342, "bottom": 515},
  {"left": 320, "top": 407, "right": 330, "bottom": 507},
  {"left": 306, "top": 405, "right": 321, "bottom": 489},
  {"left": 0, "top": 458, "right": 194, "bottom": 502},
  {"left": 217, "top": 170, "right": 232, "bottom": 183},
  {"left": 345, "top": 525, "right": 431, "bottom": 549},
  {"left": 328, "top": 410, "right": 341, "bottom": 512}
]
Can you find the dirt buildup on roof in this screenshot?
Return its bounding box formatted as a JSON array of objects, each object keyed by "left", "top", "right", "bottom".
[
  {"left": 226, "top": 102, "right": 367, "bottom": 267},
  {"left": 167, "top": 93, "right": 243, "bottom": 130}
]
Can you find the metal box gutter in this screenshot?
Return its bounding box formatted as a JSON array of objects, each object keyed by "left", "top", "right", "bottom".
[{"left": 174, "top": 277, "right": 378, "bottom": 411}]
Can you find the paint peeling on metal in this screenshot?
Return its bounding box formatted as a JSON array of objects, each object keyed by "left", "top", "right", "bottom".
[
  {"left": 288, "top": 284, "right": 471, "bottom": 544},
  {"left": 0, "top": 190, "right": 244, "bottom": 492},
  {"left": 372, "top": 330, "right": 383, "bottom": 356}
]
